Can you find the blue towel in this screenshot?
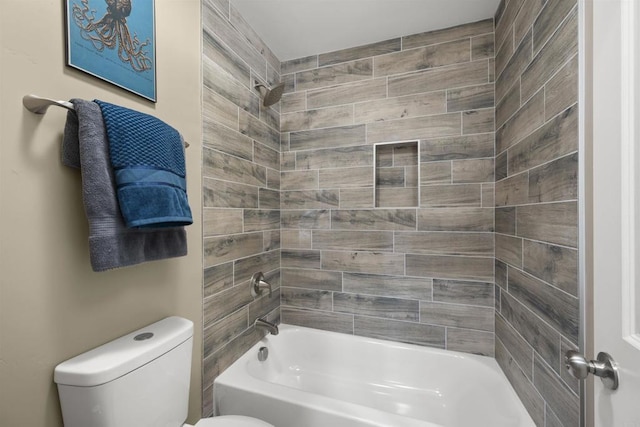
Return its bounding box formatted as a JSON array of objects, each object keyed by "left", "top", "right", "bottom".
[
  {"left": 63, "top": 99, "right": 188, "bottom": 271},
  {"left": 94, "top": 100, "right": 193, "bottom": 228}
]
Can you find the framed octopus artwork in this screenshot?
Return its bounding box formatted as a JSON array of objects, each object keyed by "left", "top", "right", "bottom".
[{"left": 65, "top": 0, "right": 157, "bottom": 102}]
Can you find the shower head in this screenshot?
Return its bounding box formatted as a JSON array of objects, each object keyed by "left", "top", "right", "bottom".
[{"left": 255, "top": 81, "right": 285, "bottom": 107}]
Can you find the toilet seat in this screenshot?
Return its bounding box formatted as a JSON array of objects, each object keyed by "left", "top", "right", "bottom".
[{"left": 189, "top": 415, "right": 274, "bottom": 427}]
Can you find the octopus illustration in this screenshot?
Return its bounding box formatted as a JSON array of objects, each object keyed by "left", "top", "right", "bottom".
[{"left": 71, "top": 0, "right": 152, "bottom": 72}]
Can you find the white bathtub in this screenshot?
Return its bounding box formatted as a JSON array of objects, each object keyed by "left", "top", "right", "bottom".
[{"left": 214, "top": 325, "right": 535, "bottom": 427}]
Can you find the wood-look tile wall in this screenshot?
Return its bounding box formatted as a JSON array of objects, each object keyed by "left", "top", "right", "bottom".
[
  {"left": 280, "top": 19, "right": 496, "bottom": 357},
  {"left": 202, "top": 3, "right": 579, "bottom": 423},
  {"left": 494, "top": 0, "right": 579, "bottom": 425},
  {"left": 202, "top": 0, "right": 281, "bottom": 416}
]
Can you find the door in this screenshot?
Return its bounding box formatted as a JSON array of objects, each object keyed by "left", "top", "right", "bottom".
[{"left": 592, "top": 0, "right": 640, "bottom": 425}]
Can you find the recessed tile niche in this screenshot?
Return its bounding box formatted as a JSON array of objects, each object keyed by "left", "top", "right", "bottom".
[{"left": 374, "top": 141, "right": 419, "bottom": 207}]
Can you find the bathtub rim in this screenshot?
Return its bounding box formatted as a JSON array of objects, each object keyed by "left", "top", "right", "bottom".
[{"left": 214, "top": 323, "right": 536, "bottom": 427}]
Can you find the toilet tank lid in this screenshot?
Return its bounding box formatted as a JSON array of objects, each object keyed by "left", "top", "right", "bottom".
[{"left": 54, "top": 316, "right": 193, "bottom": 387}]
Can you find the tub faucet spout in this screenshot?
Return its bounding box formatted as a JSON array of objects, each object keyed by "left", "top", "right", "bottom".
[{"left": 255, "top": 318, "right": 279, "bottom": 335}]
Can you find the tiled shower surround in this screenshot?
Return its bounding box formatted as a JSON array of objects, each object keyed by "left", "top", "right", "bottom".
[
  {"left": 201, "top": 0, "right": 282, "bottom": 415},
  {"left": 493, "top": 0, "right": 580, "bottom": 425},
  {"left": 202, "top": 0, "right": 580, "bottom": 425},
  {"left": 278, "top": 20, "right": 497, "bottom": 354}
]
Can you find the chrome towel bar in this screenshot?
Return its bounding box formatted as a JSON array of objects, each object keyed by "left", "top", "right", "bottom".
[
  {"left": 22, "top": 94, "right": 190, "bottom": 148},
  {"left": 23, "top": 94, "right": 74, "bottom": 114}
]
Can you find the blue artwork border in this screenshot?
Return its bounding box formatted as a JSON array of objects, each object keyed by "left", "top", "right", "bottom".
[{"left": 65, "top": 0, "right": 156, "bottom": 102}]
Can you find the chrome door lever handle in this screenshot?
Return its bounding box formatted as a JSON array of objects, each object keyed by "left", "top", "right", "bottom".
[{"left": 564, "top": 350, "right": 619, "bottom": 390}]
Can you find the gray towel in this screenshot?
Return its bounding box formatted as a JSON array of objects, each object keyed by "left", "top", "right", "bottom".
[{"left": 62, "top": 99, "right": 187, "bottom": 272}]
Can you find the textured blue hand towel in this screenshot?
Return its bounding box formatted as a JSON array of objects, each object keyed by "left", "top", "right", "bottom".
[
  {"left": 94, "top": 100, "right": 193, "bottom": 228},
  {"left": 62, "top": 99, "right": 188, "bottom": 272}
]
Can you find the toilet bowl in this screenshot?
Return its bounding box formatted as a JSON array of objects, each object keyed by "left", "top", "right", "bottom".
[
  {"left": 188, "top": 415, "right": 273, "bottom": 426},
  {"left": 54, "top": 317, "right": 273, "bottom": 427}
]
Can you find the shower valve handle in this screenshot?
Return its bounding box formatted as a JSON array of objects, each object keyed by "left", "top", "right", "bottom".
[{"left": 250, "top": 272, "right": 272, "bottom": 298}]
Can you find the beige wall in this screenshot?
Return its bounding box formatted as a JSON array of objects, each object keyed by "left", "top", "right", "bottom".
[{"left": 0, "top": 1, "right": 203, "bottom": 426}]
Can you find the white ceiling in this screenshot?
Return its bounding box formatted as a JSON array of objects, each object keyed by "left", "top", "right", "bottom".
[{"left": 231, "top": 0, "right": 502, "bottom": 62}]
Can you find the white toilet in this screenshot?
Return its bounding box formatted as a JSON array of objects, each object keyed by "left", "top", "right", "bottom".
[{"left": 54, "top": 316, "right": 273, "bottom": 427}]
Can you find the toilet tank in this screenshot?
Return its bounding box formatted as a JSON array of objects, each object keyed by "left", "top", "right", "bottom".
[{"left": 54, "top": 316, "right": 193, "bottom": 427}]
